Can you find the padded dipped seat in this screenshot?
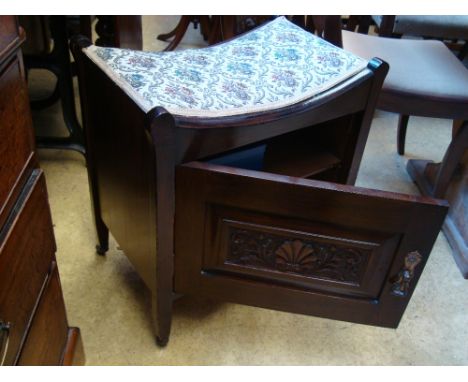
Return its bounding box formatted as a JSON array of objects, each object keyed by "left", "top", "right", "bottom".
[
  {"left": 342, "top": 30, "right": 468, "bottom": 120},
  {"left": 83, "top": 17, "right": 368, "bottom": 118}
]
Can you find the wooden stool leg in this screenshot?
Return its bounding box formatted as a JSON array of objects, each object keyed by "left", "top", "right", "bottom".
[
  {"left": 95, "top": 217, "right": 109, "bottom": 255},
  {"left": 397, "top": 114, "right": 410, "bottom": 155},
  {"left": 433, "top": 120, "right": 468, "bottom": 198},
  {"left": 152, "top": 294, "right": 172, "bottom": 347},
  {"left": 148, "top": 108, "right": 177, "bottom": 347}
]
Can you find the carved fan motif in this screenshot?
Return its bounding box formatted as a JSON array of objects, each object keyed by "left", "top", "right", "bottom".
[
  {"left": 275, "top": 240, "right": 316, "bottom": 272},
  {"left": 227, "top": 227, "right": 369, "bottom": 284}
]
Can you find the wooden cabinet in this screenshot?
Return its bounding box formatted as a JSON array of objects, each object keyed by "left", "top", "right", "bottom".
[
  {"left": 0, "top": 15, "right": 84, "bottom": 366},
  {"left": 72, "top": 29, "right": 449, "bottom": 346}
]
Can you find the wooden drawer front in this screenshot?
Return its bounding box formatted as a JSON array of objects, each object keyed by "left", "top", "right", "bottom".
[
  {"left": 0, "top": 171, "right": 55, "bottom": 366},
  {"left": 17, "top": 262, "right": 69, "bottom": 366},
  {"left": 0, "top": 16, "right": 19, "bottom": 60},
  {"left": 175, "top": 162, "right": 448, "bottom": 328},
  {"left": 0, "top": 54, "right": 34, "bottom": 221}
]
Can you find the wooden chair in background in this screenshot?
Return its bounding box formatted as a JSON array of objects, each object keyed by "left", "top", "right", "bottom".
[
  {"left": 156, "top": 16, "right": 273, "bottom": 51},
  {"left": 370, "top": 16, "right": 468, "bottom": 60}
]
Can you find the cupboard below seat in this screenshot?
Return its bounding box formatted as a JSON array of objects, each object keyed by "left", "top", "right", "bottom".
[{"left": 71, "top": 16, "right": 448, "bottom": 346}]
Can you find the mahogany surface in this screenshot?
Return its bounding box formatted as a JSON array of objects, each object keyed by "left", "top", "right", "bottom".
[
  {"left": 0, "top": 23, "right": 34, "bottom": 230},
  {"left": 17, "top": 262, "right": 70, "bottom": 366},
  {"left": 0, "top": 16, "right": 84, "bottom": 366},
  {"left": 71, "top": 29, "right": 448, "bottom": 346},
  {"left": 0, "top": 16, "right": 20, "bottom": 58},
  {"left": 175, "top": 162, "right": 447, "bottom": 327},
  {"left": 0, "top": 172, "right": 54, "bottom": 365}
]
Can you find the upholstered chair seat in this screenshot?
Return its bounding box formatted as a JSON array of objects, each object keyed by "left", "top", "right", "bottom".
[
  {"left": 372, "top": 15, "right": 468, "bottom": 40},
  {"left": 342, "top": 30, "right": 468, "bottom": 119}
]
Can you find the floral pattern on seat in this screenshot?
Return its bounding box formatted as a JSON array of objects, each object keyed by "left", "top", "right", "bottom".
[{"left": 84, "top": 16, "right": 368, "bottom": 117}]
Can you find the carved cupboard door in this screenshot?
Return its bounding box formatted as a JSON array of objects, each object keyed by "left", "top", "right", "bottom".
[{"left": 174, "top": 161, "right": 447, "bottom": 328}]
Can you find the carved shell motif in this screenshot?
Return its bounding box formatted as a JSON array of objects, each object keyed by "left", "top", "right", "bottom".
[
  {"left": 275, "top": 240, "right": 316, "bottom": 272},
  {"left": 227, "top": 228, "right": 368, "bottom": 283}
]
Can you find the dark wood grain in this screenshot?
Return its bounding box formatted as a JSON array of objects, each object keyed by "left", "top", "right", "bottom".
[
  {"left": 0, "top": 171, "right": 54, "bottom": 365},
  {"left": 0, "top": 16, "right": 84, "bottom": 365},
  {"left": 174, "top": 162, "right": 447, "bottom": 327},
  {"left": 0, "top": 54, "right": 35, "bottom": 228},
  {"left": 17, "top": 262, "right": 69, "bottom": 366},
  {"left": 0, "top": 16, "right": 20, "bottom": 60},
  {"left": 71, "top": 28, "right": 447, "bottom": 345}
]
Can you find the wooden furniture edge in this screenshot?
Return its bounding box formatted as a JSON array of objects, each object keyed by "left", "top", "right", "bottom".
[{"left": 60, "top": 327, "right": 85, "bottom": 366}]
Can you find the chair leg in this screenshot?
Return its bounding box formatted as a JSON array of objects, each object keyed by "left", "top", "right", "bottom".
[
  {"left": 157, "top": 22, "right": 180, "bottom": 42},
  {"left": 458, "top": 41, "right": 468, "bottom": 60},
  {"left": 397, "top": 114, "right": 410, "bottom": 155},
  {"left": 433, "top": 120, "right": 468, "bottom": 198},
  {"left": 357, "top": 15, "right": 373, "bottom": 34},
  {"left": 26, "top": 16, "right": 85, "bottom": 155},
  {"left": 161, "top": 16, "right": 193, "bottom": 51},
  {"left": 199, "top": 16, "right": 212, "bottom": 41}
]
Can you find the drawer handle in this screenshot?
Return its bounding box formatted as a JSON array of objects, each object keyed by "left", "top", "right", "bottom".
[
  {"left": 0, "top": 320, "right": 11, "bottom": 366},
  {"left": 391, "top": 251, "right": 423, "bottom": 297}
]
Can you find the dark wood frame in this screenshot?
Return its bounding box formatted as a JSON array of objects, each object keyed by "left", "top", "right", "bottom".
[
  {"left": 71, "top": 31, "right": 448, "bottom": 346},
  {"left": 23, "top": 16, "right": 85, "bottom": 154},
  {"left": 0, "top": 16, "right": 84, "bottom": 364}
]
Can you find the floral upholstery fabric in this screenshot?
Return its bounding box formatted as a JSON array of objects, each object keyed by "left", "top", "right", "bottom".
[{"left": 84, "top": 17, "right": 368, "bottom": 117}]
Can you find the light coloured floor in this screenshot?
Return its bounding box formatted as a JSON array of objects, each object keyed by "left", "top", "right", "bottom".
[{"left": 31, "top": 16, "right": 468, "bottom": 365}]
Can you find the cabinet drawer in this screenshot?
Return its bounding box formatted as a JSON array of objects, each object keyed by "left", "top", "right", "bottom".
[
  {"left": 0, "top": 16, "right": 20, "bottom": 60},
  {"left": 17, "top": 262, "right": 69, "bottom": 366},
  {"left": 0, "top": 54, "right": 35, "bottom": 225},
  {"left": 0, "top": 170, "right": 55, "bottom": 366},
  {"left": 175, "top": 141, "right": 448, "bottom": 329}
]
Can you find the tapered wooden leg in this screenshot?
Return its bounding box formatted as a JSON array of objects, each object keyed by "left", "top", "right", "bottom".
[
  {"left": 152, "top": 292, "right": 172, "bottom": 347},
  {"left": 95, "top": 217, "right": 109, "bottom": 255},
  {"left": 147, "top": 108, "right": 177, "bottom": 347},
  {"left": 397, "top": 114, "right": 409, "bottom": 155}
]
